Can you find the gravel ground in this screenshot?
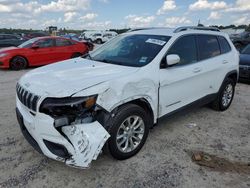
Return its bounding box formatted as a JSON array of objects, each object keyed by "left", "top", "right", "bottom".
[{"left": 0, "top": 69, "right": 249, "bottom": 188}]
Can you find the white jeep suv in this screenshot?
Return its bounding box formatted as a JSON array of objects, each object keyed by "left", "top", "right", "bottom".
[{"left": 16, "top": 27, "right": 239, "bottom": 168}]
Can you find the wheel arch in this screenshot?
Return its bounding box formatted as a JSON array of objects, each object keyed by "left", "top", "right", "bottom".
[
  {"left": 225, "top": 70, "right": 238, "bottom": 85},
  {"left": 10, "top": 55, "right": 29, "bottom": 66},
  {"left": 111, "top": 98, "right": 155, "bottom": 128},
  {"left": 96, "top": 97, "right": 155, "bottom": 131}
]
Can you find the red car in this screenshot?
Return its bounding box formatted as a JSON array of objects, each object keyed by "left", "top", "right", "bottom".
[{"left": 0, "top": 36, "right": 89, "bottom": 70}]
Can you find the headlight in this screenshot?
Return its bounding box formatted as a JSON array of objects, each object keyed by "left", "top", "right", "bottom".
[
  {"left": 39, "top": 95, "right": 97, "bottom": 117},
  {"left": 0, "top": 53, "right": 8, "bottom": 58}
]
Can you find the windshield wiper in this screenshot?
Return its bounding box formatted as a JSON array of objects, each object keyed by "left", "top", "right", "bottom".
[
  {"left": 82, "top": 53, "right": 92, "bottom": 60},
  {"left": 99, "top": 59, "right": 125, "bottom": 66}
]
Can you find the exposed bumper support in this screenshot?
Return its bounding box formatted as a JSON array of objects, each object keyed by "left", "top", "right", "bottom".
[
  {"left": 62, "top": 123, "right": 110, "bottom": 168},
  {"left": 16, "top": 96, "right": 110, "bottom": 169}
]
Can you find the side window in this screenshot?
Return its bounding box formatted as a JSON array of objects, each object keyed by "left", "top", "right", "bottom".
[
  {"left": 167, "top": 35, "right": 197, "bottom": 65},
  {"left": 56, "top": 38, "right": 72, "bottom": 47},
  {"left": 197, "top": 35, "right": 220, "bottom": 60},
  {"left": 36, "top": 39, "right": 54, "bottom": 48},
  {"left": 218, "top": 36, "right": 231, "bottom": 54}
]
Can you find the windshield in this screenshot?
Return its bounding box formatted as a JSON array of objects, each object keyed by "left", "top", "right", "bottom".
[
  {"left": 241, "top": 44, "right": 250, "bottom": 55},
  {"left": 89, "top": 34, "right": 171, "bottom": 67},
  {"left": 18, "top": 38, "right": 38, "bottom": 48}
]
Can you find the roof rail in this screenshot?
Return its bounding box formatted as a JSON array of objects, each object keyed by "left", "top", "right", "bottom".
[
  {"left": 174, "top": 26, "right": 220, "bottom": 33},
  {"left": 127, "top": 27, "right": 171, "bottom": 32}
]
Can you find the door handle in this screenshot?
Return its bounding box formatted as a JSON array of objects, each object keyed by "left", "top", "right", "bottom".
[
  {"left": 222, "top": 60, "right": 228, "bottom": 64},
  {"left": 193, "top": 67, "right": 202, "bottom": 73}
]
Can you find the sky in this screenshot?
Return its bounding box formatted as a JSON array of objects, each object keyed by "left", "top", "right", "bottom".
[{"left": 0, "top": 0, "right": 249, "bottom": 30}]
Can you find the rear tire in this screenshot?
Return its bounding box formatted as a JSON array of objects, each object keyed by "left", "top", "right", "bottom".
[
  {"left": 107, "top": 104, "right": 150, "bottom": 160},
  {"left": 211, "top": 78, "right": 235, "bottom": 111},
  {"left": 10, "top": 56, "right": 28, "bottom": 70}
]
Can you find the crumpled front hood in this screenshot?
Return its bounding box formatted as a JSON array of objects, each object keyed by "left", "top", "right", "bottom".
[{"left": 19, "top": 58, "right": 139, "bottom": 97}]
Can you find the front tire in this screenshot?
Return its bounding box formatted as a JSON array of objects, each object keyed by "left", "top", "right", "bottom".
[
  {"left": 10, "top": 56, "right": 28, "bottom": 70},
  {"left": 211, "top": 78, "right": 235, "bottom": 111},
  {"left": 107, "top": 104, "right": 150, "bottom": 160}
]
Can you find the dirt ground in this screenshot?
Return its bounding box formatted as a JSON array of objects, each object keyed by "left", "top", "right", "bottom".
[{"left": 0, "top": 69, "right": 249, "bottom": 188}]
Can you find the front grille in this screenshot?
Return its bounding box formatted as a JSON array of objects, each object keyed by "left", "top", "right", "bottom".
[
  {"left": 240, "top": 65, "right": 250, "bottom": 70},
  {"left": 16, "top": 83, "right": 40, "bottom": 112}
]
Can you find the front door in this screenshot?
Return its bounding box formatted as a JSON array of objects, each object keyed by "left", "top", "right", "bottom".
[
  {"left": 29, "top": 38, "right": 55, "bottom": 65},
  {"left": 159, "top": 35, "right": 209, "bottom": 117}
]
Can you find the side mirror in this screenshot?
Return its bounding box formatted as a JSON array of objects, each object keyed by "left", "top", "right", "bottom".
[
  {"left": 166, "top": 54, "right": 180, "bottom": 66},
  {"left": 31, "top": 44, "right": 39, "bottom": 49}
]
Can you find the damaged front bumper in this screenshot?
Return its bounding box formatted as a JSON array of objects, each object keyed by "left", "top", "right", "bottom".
[{"left": 16, "top": 97, "right": 110, "bottom": 169}]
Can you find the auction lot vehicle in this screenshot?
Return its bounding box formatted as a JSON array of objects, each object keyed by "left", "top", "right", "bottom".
[
  {"left": 239, "top": 44, "right": 250, "bottom": 81},
  {"left": 81, "top": 31, "right": 118, "bottom": 44},
  {"left": 62, "top": 34, "right": 94, "bottom": 51},
  {"left": 0, "top": 34, "right": 26, "bottom": 48},
  {"left": 0, "top": 36, "right": 88, "bottom": 70},
  {"left": 23, "top": 32, "right": 49, "bottom": 40},
  {"left": 102, "top": 31, "right": 118, "bottom": 43},
  {"left": 231, "top": 31, "right": 250, "bottom": 50},
  {"left": 16, "top": 27, "right": 239, "bottom": 168}
]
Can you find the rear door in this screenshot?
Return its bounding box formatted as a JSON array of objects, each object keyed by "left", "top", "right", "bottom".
[
  {"left": 54, "top": 38, "right": 75, "bottom": 61},
  {"left": 196, "top": 34, "right": 231, "bottom": 94},
  {"left": 28, "top": 38, "right": 55, "bottom": 65}
]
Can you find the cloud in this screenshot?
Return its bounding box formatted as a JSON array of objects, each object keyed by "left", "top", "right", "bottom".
[
  {"left": 80, "top": 13, "right": 98, "bottom": 21},
  {"left": 85, "top": 21, "right": 111, "bottom": 29},
  {"left": 157, "top": 0, "right": 176, "bottom": 15},
  {"left": 35, "top": 0, "right": 90, "bottom": 13},
  {"left": 0, "top": 4, "right": 11, "bottom": 12},
  {"left": 233, "top": 14, "right": 250, "bottom": 25},
  {"left": 189, "top": 0, "right": 227, "bottom": 11},
  {"left": 165, "top": 16, "right": 191, "bottom": 27},
  {"left": 0, "top": 1, "right": 40, "bottom": 14},
  {"left": 99, "top": 0, "right": 109, "bottom": 3},
  {"left": 125, "top": 14, "right": 155, "bottom": 27},
  {"left": 225, "top": 0, "right": 250, "bottom": 12},
  {"left": 208, "top": 11, "right": 221, "bottom": 20},
  {"left": 64, "top": 11, "right": 78, "bottom": 22}
]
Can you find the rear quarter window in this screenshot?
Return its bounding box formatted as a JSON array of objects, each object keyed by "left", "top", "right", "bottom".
[
  {"left": 197, "top": 35, "right": 220, "bottom": 61},
  {"left": 218, "top": 36, "right": 231, "bottom": 54}
]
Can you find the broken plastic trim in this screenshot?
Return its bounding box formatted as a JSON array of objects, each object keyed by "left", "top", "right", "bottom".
[{"left": 61, "top": 122, "right": 110, "bottom": 168}]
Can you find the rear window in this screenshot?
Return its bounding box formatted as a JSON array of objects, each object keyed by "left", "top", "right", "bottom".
[
  {"left": 218, "top": 36, "right": 231, "bottom": 54},
  {"left": 197, "top": 35, "right": 220, "bottom": 60},
  {"left": 56, "top": 38, "right": 72, "bottom": 46}
]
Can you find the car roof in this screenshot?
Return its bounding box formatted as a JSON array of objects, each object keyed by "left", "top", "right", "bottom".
[
  {"left": 126, "top": 27, "right": 227, "bottom": 37},
  {"left": 31, "top": 36, "right": 71, "bottom": 40},
  {"left": 0, "top": 33, "right": 18, "bottom": 36}
]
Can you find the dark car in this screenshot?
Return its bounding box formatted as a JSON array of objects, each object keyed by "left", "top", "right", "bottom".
[
  {"left": 232, "top": 32, "right": 250, "bottom": 51},
  {"left": 23, "top": 32, "right": 49, "bottom": 40},
  {"left": 0, "top": 34, "right": 26, "bottom": 48},
  {"left": 239, "top": 44, "right": 250, "bottom": 82},
  {"left": 62, "top": 34, "right": 94, "bottom": 51}
]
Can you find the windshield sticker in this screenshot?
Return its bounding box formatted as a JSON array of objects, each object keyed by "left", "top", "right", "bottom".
[
  {"left": 146, "top": 38, "right": 166, "bottom": 46},
  {"left": 139, "top": 57, "right": 148, "bottom": 63}
]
